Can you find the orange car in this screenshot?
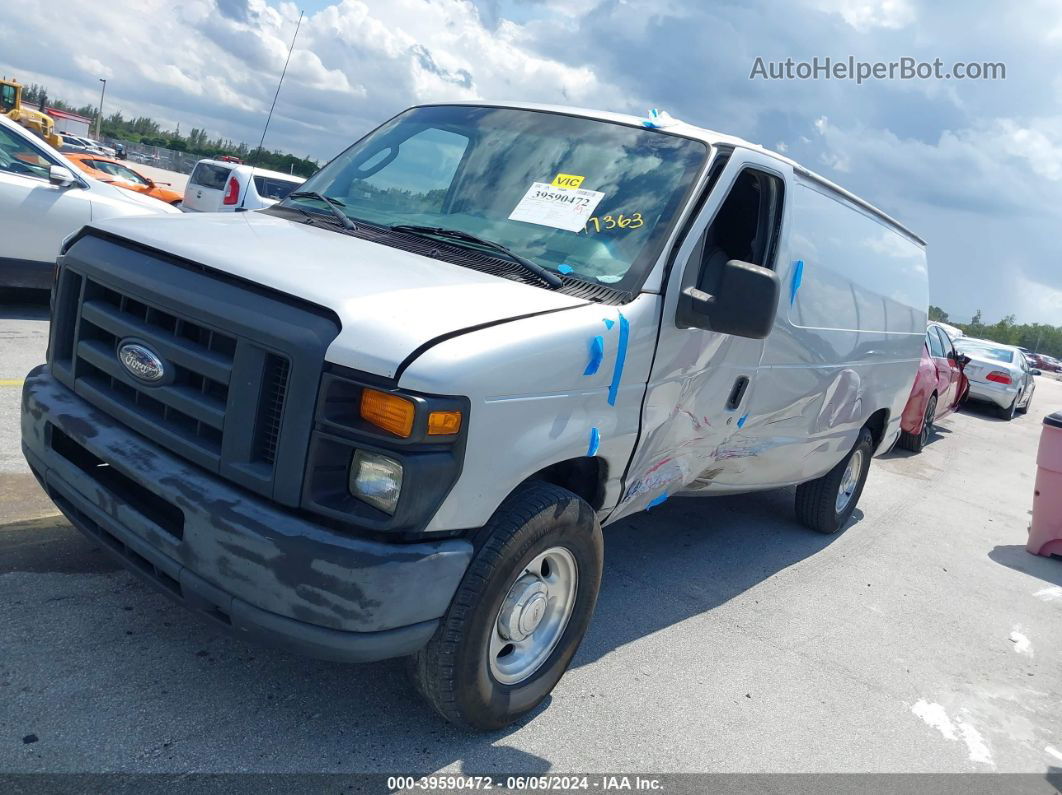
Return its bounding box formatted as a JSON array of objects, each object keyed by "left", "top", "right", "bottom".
[{"left": 65, "top": 153, "right": 183, "bottom": 206}]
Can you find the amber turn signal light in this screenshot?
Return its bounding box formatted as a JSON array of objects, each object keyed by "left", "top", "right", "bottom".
[
  {"left": 427, "top": 410, "right": 462, "bottom": 436},
  {"left": 360, "top": 389, "right": 415, "bottom": 437}
]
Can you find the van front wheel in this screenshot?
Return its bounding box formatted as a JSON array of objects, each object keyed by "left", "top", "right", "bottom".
[
  {"left": 795, "top": 427, "right": 874, "bottom": 534},
  {"left": 411, "top": 482, "right": 603, "bottom": 730}
]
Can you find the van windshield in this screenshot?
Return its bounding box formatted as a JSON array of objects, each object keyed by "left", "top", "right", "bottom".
[{"left": 288, "top": 105, "right": 708, "bottom": 290}]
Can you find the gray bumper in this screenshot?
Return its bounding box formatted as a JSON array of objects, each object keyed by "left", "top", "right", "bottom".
[
  {"left": 21, "top": 366, "right": 472, "bottom": 663},
  {"left": 966, "top": 379, "right": 1018, "bottom": 409}
]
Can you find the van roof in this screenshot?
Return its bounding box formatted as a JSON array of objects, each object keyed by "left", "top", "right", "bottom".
[
  {"left": 195, "top": 159, "right": 303, "bottom": 183},
  {"left": 422, "top": 101, "right": 925, "bottom": 247}
]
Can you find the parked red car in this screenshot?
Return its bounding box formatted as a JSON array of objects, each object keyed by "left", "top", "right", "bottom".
[
  {"left": 1028, "top": 353, "right": 1060, "bottom": 373},
  {"left": 898, "top": 324, "right": 970, "bottom": 452}
]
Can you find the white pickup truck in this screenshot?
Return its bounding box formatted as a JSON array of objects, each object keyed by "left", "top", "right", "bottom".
[{"left": 21, "top": 102, "right": 927, "bottom": 729}]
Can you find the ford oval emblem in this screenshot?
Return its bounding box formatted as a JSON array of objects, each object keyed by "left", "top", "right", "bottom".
[{"left": 117, "top": 342, "right": 166, "bottom": 383}]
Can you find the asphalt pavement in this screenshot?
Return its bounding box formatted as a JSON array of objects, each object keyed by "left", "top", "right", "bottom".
[{"left": 1, "top": 289, "right": 1060, "bottom": 776}]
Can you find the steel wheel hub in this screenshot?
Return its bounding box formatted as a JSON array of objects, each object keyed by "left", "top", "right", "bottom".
[
  {"left": 489, "top": 547, "right": 578, "bottom": 686},
  {"left": 836, "top": 449, "right": 864, "bottom": 513},
  {"left": 498, "top": 578, "right": 549, "bottom": 641}
]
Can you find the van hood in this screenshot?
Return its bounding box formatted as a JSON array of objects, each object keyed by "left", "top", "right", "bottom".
[{"left": 90, "top": 210, "right": 588, "bottom": 379}]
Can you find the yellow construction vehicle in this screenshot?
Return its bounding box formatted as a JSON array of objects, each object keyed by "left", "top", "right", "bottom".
[{"left": 1, "top": 77, "right": 63, "bottom": 148}]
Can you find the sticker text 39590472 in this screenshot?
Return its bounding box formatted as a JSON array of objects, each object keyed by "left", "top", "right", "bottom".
[{"left": 508, "top": 182, "right": 606, "bottom": 233}]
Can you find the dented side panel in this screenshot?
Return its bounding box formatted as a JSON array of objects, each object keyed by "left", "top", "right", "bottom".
[
  {"left": 613, "top": 151, "right": 927, "bottom": 517},
  {"left": 398, "top": 295, "right": 661, "bottom": 532}
]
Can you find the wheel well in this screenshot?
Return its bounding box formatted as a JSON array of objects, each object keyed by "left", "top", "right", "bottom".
[
  {"left": 529, "top": 457, "right": 608, "bottom": 510},
  {"left": 864, "top": 408, "right": 889, "bottom": 449}
]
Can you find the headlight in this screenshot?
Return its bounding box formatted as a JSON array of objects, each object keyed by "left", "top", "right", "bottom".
[{"left": 349, "top": 450, "right": 404, "bottom": 514}]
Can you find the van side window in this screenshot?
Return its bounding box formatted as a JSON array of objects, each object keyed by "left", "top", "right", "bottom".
[{"left": 695, "top": 168, "right": 784, "bottom": 295}]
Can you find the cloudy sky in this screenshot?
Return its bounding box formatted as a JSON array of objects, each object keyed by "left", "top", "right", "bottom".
[{"left": 3, "top": 0, "right": 1060, "bottom": 323}]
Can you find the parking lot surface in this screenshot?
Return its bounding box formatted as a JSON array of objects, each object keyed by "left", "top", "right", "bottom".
[
  {"left": 127, "top": 163, "right": 189, "bottom": 196},
  {"left": 1, "top": 290, "right": 1060, "bottom": 775}
]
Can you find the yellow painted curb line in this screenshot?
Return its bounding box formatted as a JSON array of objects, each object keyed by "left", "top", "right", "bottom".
[{"left": 0, "top": 379, "right": 25, "bottom": 387}]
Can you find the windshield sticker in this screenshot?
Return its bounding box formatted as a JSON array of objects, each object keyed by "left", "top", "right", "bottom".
[
  {"left": 584, "top": 212, "right": 644, "bottom": 234},
  {"left": 551, "top": 173, "right": 585, "bottom": 189},
  {"left": 508, "top": 182, "right": 605, "bottom": 233}
]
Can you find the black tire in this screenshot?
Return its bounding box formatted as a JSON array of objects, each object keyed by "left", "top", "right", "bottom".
[
  {"left": 795, "top": 427, "right": 874, "bottom": 534},
  {"left": 898, "top": 393, "right": 936, "bottom": 453},
  {"left": 998, "top": 394, "right": 1018, "bottom": 421},
  {"left": 1017, "top": 390, "right": 1031, "bottom": 414},
  {"left": 411, "top": 482, "right": 603, "bottom": 730}
]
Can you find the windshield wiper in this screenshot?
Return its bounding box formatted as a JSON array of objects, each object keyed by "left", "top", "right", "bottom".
[
  {"left": 390, "top": 224, "right": 563, "bottom": 289},
  {"left": 287, "top": 191, "right": 357, "bottom": 230}
]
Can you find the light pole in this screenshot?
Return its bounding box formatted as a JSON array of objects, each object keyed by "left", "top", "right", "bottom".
[{"left": 95, "top": 78, "right": 106, "bottom": 140}]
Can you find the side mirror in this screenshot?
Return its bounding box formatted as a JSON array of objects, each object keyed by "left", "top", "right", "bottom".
[
  {"left": 49, "top": 165, "right": 76, "bottom": 187},
  {"left": 1031, "top": 368, "right": 1042, "bottom": 376},
  {"left": 678, "top": 259, "right": 780, "bottom": 339}
]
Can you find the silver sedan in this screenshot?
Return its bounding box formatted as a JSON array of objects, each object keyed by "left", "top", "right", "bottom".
[{"left": 954, "top": 337, "right": 1037, "bottom": 420}]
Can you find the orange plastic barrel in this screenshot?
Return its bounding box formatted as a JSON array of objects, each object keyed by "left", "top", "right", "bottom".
[{"left": 1028, "top": 411, "right": 1062, "bottom": 558}]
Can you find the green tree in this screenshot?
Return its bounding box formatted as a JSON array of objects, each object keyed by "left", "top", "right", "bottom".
[{"left": 928, "top": 305, "right": 949, "bottom": 322}]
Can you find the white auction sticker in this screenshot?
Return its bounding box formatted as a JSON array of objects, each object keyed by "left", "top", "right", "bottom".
[{"left": 508, "top": 182, "right": 605, "bottom": 232}]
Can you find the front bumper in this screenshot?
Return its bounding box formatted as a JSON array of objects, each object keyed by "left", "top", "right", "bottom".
[
  {"left": 0, "top": 256, "right": 51, "bottom": 289},
  {"left": 966, "top": 379, "right": 1019, "bottom": 410},
  {"left": 21, "top": 366, "right": 472, "bottom": 663}
]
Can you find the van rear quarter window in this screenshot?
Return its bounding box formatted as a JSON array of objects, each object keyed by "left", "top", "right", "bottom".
[
  {"left": 786, "top": 181, "right": 927, "bottom": 334},
  {"left": 191, "top": 163, "right": 232, "bottom": 190}
]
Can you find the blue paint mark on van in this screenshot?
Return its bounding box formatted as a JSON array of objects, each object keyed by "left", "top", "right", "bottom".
[
  {"left": 737, "top": 413, "right": 748, "bottom": 428},
  {"left": 790, "top": 259, "right": 804, "bottom": 305},
  {"left": 607, "top": 313, "right": 629, "bottom": 406},
  {"left": 584, "top": 336, "right": 604, "bottom": 375},
  {"left": 646, "top": 492, "right": 669, "bottom": 509},
  {"left": 587, "top": 427, "right": 600, "bottom": 456}
]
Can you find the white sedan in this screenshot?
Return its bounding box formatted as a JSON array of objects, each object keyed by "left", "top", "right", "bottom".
[
  {"left": 0, "top": 115, "right": 179, "bottom": 288},
  {"left": 954, "top": 337, "right": 1037, "bottom": 420}
]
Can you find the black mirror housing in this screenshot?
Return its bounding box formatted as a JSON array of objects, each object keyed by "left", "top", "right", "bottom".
[{"left": 677, "top": 259, "right": 780, "bottom": 339}]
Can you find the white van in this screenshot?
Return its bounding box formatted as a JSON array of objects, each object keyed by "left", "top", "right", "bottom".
[
  {"left": 22, "top": 102, "right": 927, "bottom": 729},
  {"left": 181, "top": 158, "right": 303, "bottom": 212}
]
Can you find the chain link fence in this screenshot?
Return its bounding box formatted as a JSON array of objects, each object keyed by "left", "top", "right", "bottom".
[{"left": 102, "top": 138, "right": 204, "bottom": 174}]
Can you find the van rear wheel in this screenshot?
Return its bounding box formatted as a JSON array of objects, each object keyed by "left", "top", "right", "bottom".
[
  {"left": 411, "top": 482, "right": 603, "bottom": 730},
  {"left": 795, "top": 427, "right": 874, "bottom": 534}
]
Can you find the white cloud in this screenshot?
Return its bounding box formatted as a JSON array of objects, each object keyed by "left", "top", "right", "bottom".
[
  {"left": 811, "top": 0, "right": 916, "bottom": 31},
  {"left": 0, "top": 0, "right": 624, "bottom": 160},
  {"left": 995, "top": 118, "right": 1062, "bottom": 181}
]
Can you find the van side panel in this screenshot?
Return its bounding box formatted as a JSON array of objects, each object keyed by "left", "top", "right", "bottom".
[
  {"left": 397, "top": 296, "right": 661, "bottom": 533},
  {"left": 720, "top": 179, "right": 927, "bottom": 489}
]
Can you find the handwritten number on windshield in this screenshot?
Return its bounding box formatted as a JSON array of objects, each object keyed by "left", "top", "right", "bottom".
[{"left": 583, "top": 212, "right": 644, "bottom": 234}]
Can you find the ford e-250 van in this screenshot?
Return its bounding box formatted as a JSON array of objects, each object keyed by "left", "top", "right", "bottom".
[{"left": 22, "top": 102, "right": 928, "bottom": 729}]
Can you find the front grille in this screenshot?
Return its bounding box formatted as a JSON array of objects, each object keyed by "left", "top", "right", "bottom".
[
  {"left": 76, "top": 278, "right": 234, "bottom": 463},
  {"left": 49, "top": 233, "right": 340, "bottom": 505},
  {"left": 254, "top": 354, "right": 290, "bottom": 465}
]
